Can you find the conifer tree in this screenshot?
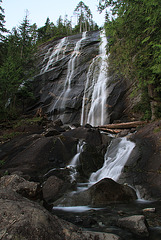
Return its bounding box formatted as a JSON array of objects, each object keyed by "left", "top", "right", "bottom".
[{"left": 99, "top": 0, "right": 161, "bottom": 120}]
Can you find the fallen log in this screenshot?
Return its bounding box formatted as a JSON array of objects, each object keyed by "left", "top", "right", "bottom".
[
  {"left": 98, "top": 121, "right": 147, "bottom": 130},
  {"left": 99, "top": 128, "right": 122, "bottom": 134}
]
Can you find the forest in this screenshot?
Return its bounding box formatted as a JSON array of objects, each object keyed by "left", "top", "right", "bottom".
[{"left": 0, "top": 0, "right": 161, "bottom": 122}]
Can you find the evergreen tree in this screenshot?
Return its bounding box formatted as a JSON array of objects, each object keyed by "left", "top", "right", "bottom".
[
  {"left": 0, "top": 0, "right": 7, "bottom": 41},
  {"left": 99, "top": 0, "right": 161, "bottom": 120},
  {"left": 0, "top": 14, "right": 37, "bottom": 120},
  {"left": 74, "top": 1, "right": 94, "bottom": 32}
]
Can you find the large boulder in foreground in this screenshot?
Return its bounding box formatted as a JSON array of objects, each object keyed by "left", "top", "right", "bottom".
[
  {"left": 53, "top": 178, "right": 137, "bottom": 207},
  {"left": 0, "top": 175, "right": 121, "bottom": 240}
]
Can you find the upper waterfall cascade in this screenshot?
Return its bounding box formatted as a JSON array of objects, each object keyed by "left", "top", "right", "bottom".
[
  {"left": 81, "top": 31, "right": 109, "bottom": 126},
  {"left": 35, "top": 30, "right": 125, "bottom": 125},
  {"left": 40, "top": 36, "right": 68, "bottom": 74}
]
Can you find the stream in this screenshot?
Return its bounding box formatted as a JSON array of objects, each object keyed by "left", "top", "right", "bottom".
[
  {"left": 51, "top": 134, "right": 161, "bottom": 239},
  {"left": 39, "top": 30, "right": 161, "bottom": 239}
]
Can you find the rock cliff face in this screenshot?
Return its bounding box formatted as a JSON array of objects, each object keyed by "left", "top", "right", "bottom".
[{"left": 29, "top": 30, "right": 131, "bottom": 125}]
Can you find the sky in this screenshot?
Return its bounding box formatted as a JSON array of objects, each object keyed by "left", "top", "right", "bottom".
[{"left": 2, "top": 0, "right": 106, "bottom": 31}]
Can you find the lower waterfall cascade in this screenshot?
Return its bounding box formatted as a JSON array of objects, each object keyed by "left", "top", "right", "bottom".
[{"left": 89, "top": 137, "right": 135, "bottom": 184}]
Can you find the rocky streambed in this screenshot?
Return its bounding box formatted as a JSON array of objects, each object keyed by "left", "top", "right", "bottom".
[{"left": 0, "top": 119, "right": 161, "bottom": 239}]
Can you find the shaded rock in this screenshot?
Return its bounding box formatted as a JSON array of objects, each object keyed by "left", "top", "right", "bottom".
[
  {"left": 0, "top": 133, "right": 77, "bottom": 180},
  {"left": 0, "top": 183, "right": 121, "bottom": 240},
  {"left": 0, "top": 189, "right": 82, "bottom": 240},
  {"left": 82, "top": 231, "right": 121, "bottom": 240},
  {"left": 53, "top": 178, "right": 137, "bottom": 207},
  {"left": 78, "top": 143, "right": 105, "bottom": 178},
  {"left": 44, "top": 128, "right": 60, "bottom": 137},
  {"left": 42, "top": 175, "right": 75, "bottom": 203},
  {"left": 63, "top": 127, "right": 102, "bottom": 146},
  {"left": 0, "top": 174, "right": 39, "bottom": 199},
  {"left": 47, "top": 135, "right": 78, "bottom": 166},
  {"left": 53, "top": 118, "right": 63, "bottom": 126},
  {"left": 44, "top": 167, "right": 72, "bottom": 181},
  {"left": 122, "top": 120, "right": 161, "bottom": 200},
  {"left": 42, "top": 175, "right": 64, "bottom": 203},
  {"left": 87, "top": 178, "right": 137, "bottom": 206},
  {"left": 117, "top": 215, "right": 149, "bottom": 237}
]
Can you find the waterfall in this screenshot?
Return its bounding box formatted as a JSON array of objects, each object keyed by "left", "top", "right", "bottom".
[
  {"left": 40, "top": 36, "right": 67, "bottom": 74},
  {"left": 89, "top": 137, "right": 135, "bottom": 184},
  {"left": 69, "top": 141, "right": 85, "bottom": 167},
  {"left": 68, "top": 140, "right": 85, "bottom": 182},
  {"left": 81, "top": 30, "right": 108, "bottom": 126},
  {"left": 49, "top": 32, "right": 87, "bottom": 115}
]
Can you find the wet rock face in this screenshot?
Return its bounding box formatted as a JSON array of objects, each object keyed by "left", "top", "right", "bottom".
[
  {"left": 31, "top": 31, "right": 100, "bottom": 124},
  {"left": 28, "top": 30, "right": 132, "bottom": 125}
]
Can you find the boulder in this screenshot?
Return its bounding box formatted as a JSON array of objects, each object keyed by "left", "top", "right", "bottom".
[
  {"left": 53, "top": 178, "right": 137, "bottom": 207},
  {"left": 0, "top": 179, "right": 121, "bottom": 240},
  {"left": 82, "top": 231, "right": 121, "bottom": 240},
  {"left": 53, "top": 118, "right": 63, "bottom": 126},
  {"left": 63, "top": 127, "right": 102, "bottom": 146},
  {"left": 0, "top": 174, "right": 39, "bottom": 199},
  {"left": 42, "top": 175, "right": 76, "bottom": 203},
  {"left": 44, "top": 128, "right": 60, "bottom": 137},
  {"left": 78, "top": 143, "right": 105, "bottom": 178},
  {"left": 87, "top": 178, "right": 137, "bottom": 206},
  {"left": 0, "top": 133, "right": 77, "bottom": 180},
  {"left": 117, "top": 215, "right": 149, "bottom": 237},
  {"left": 42, "top": 176, "right": 64, "bottom": 203}
]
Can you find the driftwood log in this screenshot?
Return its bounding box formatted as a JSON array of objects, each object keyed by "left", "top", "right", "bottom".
[
  {"left": 98, "top": 121, "right": 147, "bottom": 130},
  {"left": 99, "top": 128, "right": 122, "bottom": 134}
]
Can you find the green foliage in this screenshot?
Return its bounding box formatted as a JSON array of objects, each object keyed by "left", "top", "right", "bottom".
[
  {"left": 0, "top": 0, "right": 7, "bottom": 41},
  {"left": 0, "top": 159, "right": 5, "bottom": 167},
  {"left": 0, "top": 13, "right": 37, "bottom": 121},
  {"left": 100, "top": 0, "right": 161, "bottom": 120},
  {"left": 74, "top": 1, "right": 96, "bottom": 33}
]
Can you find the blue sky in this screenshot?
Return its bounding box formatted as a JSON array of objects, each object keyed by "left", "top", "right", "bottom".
[{"left": 2, "top": 0, "right": 106, "bottom": 31}]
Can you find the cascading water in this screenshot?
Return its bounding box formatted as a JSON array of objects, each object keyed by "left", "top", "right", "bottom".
[
  {"left": 67, "top": 140, "right": 85, "bottom": 183},
  {"left": 69, "top": 140, "right": 85, "bottom": 167},
  {"left": 40, "top": 36, "right": 67, "bottom": 74},
  {"left": 81, "top": 30, "right": 109, "bottom": 126},
  {"left": 49, "top": 32, "right": 87, "bottom": 116},
  {"left": 89, "top": 137, "right": 135, "bottom": 184}
]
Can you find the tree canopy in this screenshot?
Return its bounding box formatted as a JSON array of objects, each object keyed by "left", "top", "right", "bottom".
[{"left": 99, "top": 0, "right": 161, "bottom": 120}]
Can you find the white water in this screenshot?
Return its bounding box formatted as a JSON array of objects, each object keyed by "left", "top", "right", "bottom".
[
  {"left": 40, "top": 37, "right": 67, "bottom": 74},
  {"left": 81, "top": 30, "right": 108, "bottom": 126},
  {"left": 52, "top": 206, "right": 102, "bottom": 212},
  {"left": 68, "top": 140, "right": 85, "bottom": 182},
  {"left": 49, "top": 32, "right": 87, "bottom": 114},
  {"left": 69, "top": 141, "right": 85, "bottom": 167},
  {"left": 89, "top": 137, "right": 135, "bottom": 184}
]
